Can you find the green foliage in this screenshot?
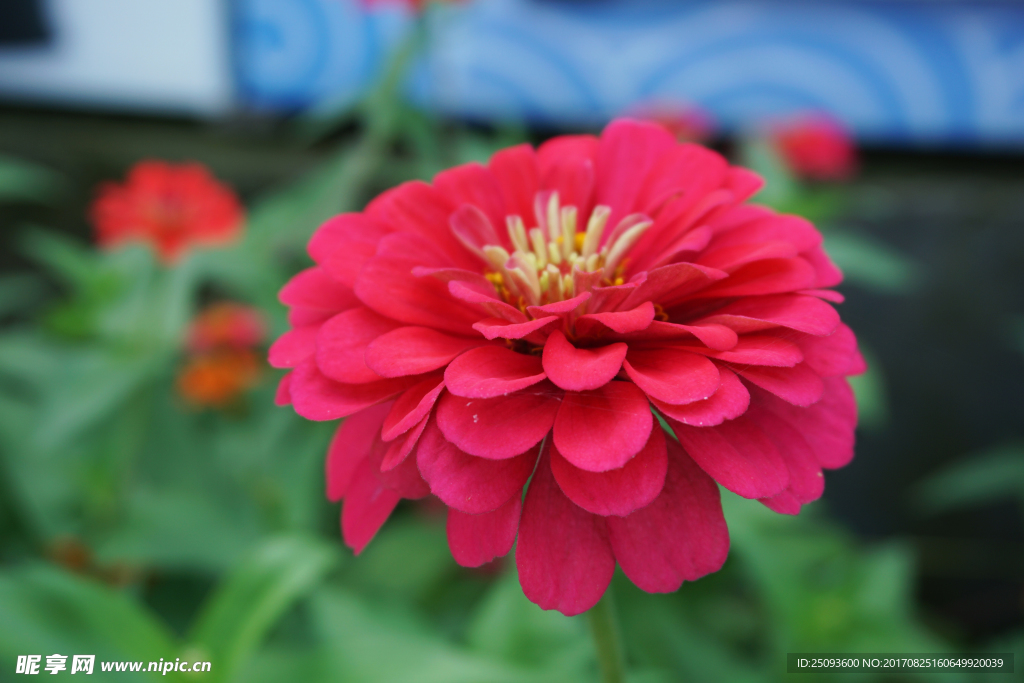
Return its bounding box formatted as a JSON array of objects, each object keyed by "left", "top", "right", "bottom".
[{"left": 914, "top": 442, "right": 1024, "bottom": 520}]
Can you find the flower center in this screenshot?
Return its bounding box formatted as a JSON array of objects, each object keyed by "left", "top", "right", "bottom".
[{"left": 480, "top": 192, "right": 652, "bottom": 308}]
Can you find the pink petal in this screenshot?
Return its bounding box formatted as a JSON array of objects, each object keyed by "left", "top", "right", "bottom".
[
  {"left": 541, "top": 156, "right": 595, "bottom": 213},
  {"left": 756, "top": 378, "right": 857, "bottom": 469},
  {"left": 526, "top": 291, "right": 592, "bottom": 318},
  {"left": 697, "top": 294, "right": 839, "bottom": 336},
  {"left": 314, "top": 215, "right": 392, "bottom": 286},
  {"left": 381, "top": 374, "right": 446, "bottom": 441},
  {"left": 325, "top": 402, "right": 392, "bottom": 501},
  {"left": 669, "top": 415, "right": 789, "bottom": 499},
  {"left": 802, "top": 245, "right": 844, "bottom": 288},
  {"left": 315, "top": 307, "right": 398, "bottom": 384},
  {"left": 365, "top": 327, "right": 485, "bottom": 378},
  {"left": 759, "top": 490, "right": 803, "bottom": 515},
  {"left": 619, "top": 262, "right": 728, "bottom": 311},
  {"left": 434, "top": 162, "right": 507, "bottom": 234},
  {"left": 279, "top": 267, "right": 359, "bottom": 312},
  {"left": 355, "top": 252, "right": 480, "bottom": 336},
  {"left": 734, "top": 362, "right": 824, "bottom": 406},
  {"left": 364, "top": 180, "right": 475, "bottom": 269},
  {"left": 710, "top": 212, "right": 820, "bottom": 253},
  {"left": 652, "top": 367, "right": 749, "bottom": 426},
  {"left": 797, "top": 323, "right": 866, "bottom": 377},
  {"left": 290, "top": 358, "right": 413, "bottom": 421},
  {"left": 553, "top": 381, "right": 653, "bottom": 472},
  {"left": 542, "top": 331, "right": 626, "bottom": 392},
  {"left": 447, "top": 279, "right": 528, "bottom": 324},
  {"left": 473, "top": 316, "right": 558, "bottom": 340},
  {"left": 489, "top": 144, "right": 539, "bottom": 221},
  {"left": 268, "top": 326, "right": 318, "bottom": 369},
  {"left": 341, "top": 458, "right": 401, "bottom": 555},
  {"left": 375, "top": 435, "right": 431, "bottom": 499},
  {"left": 698, "top": 241, "right": 799, "bottom": 273},
  {"left": 444, "top": 346, "right": 547, "bottom": 398},
  {"left": 381, "top": 414, "right": 429, "bottom": 471},
  {"left": 449, "top": 204, "right": 502, "bottom": 263},
  {"left": 274, "top": 371, "right": 293, "bottom": 406},
  {"left": 696, "top": 257, "right": 817, "bottom": 299},
  {"left": 683, "top": 334, "right": 803, "bottom": 367},
  {"left": 606, "top": 439, "right": 729, "bottom": 592},
  {"left": 417, "top": 419, "right": 536, "bottom": 514},
  {"left": 436, "top": 384, "right": 561, "bottom": 459},
  {"left": 516, "top": 448, "right": 615, "bottom": 616},
  {"left": 550, "top": 423, "right": 667, "bottom": 516},
  {"left": 747, "top": 404, "right": 824, "bottom": 505},
  {"left": 575, "top": 302, "right": 656, "bottom": 337},
  {"left": 447, "top": 497, "right": 522, "bottom": 568},
  {"left": 595, "top": 119, "right": 675, "bottom": 227},
  {"left": 623, "top": 347, "right": 721, "bottom": 405}
]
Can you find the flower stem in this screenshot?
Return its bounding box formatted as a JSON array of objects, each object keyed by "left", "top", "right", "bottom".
[{"left": 587, "top": 588, "right": 628, "bottom": 683}]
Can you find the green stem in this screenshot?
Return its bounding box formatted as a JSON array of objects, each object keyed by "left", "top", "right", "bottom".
[{"left": 587, "top": 588, "right": 628, "bottom": 683}]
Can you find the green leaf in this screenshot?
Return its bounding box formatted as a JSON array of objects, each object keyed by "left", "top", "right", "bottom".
[
  {"left": 0, "top": 154, "right": 63, "bottom": 203},
  {"left": 913, "top": 443, "right": 1024, "bottom": 516},
  {"left": 187, "top": 535, "right": 340, "bottom": 683},
  {"left": 312, "top": 587, "right": 561, "bottom": 683},
  {"left": 823, "top": 229, "right": 922, "bottom": 294},
  {"left": 465, "top": 568, "right": 590, "bottom": 673},
  {"left": 0, "top": 564, "right": 179, "bottom": 681}
]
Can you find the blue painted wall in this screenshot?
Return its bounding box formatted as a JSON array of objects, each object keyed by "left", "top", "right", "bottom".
[{"left": 234, "top": 0, "right": 1024, "bottom": 147}]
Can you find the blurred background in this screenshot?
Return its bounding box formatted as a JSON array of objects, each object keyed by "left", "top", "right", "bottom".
[{"left": 0, "top": 0, "right": 1022, "bottom": 680}]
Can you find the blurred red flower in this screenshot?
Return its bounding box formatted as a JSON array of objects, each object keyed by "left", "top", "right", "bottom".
[
  {"left": 178, "top": 349, "right": 261, "bottom": 408},
  {"left": 271, "top": 119, "right": 864, "bottom": 615},
  {"left": 90, "top": 161, "right": 244, "bottom": 264},
  {"left": 361, "top": 0, "right": 463, "bottom": 10},
  {"left": 771, "top": 114, "right": 858, "bottom": 181},
  {"left": 633, "top": 102, "right": 716, "bottom": 144},
  {"left": 187, "top": 303, "right": 267, "bottom": 353},
  {"left": 178, "top": 302, "right": 266, "bottom": 407}
]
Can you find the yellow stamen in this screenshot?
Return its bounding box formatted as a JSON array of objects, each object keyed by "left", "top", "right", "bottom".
[{"left": 581, "top": 205, "right": 610, "bottom": 259}]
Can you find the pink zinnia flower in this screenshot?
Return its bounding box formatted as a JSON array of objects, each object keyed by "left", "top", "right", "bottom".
[
  {"left": 90, "top": 161, "right": 244, "bottom": 264},
  {"left": 770, "top": 114, "right": 858, "bottom": 181},
  {"left": 271, "top": 119, "right": 865, "bottom": 615}
]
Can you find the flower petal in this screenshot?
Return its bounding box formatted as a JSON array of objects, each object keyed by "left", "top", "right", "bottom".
[
  {"left": 325, "top": 402, "right": 392, "bottom": 501},
  {"left": 734, "top": 362, "right": 824, "bottom": 406},
  {"left": 436, "top": 384, "right": 561, "bottom": 459},
  {"left": 381, "top": 414, "right": 429, "bottom": 471},
  {"left": 755, "top": 377, "right": 857, "bottom": 469},
  {"left": 445, "top": 346, "right": 547, "bottom": 398},
  {"left": 575, "top": 302, "right": 656, "bottom": 337},
  {"left": 274, "top": 371, "right": 293, "bottom": 406},
  {"left": 542, "top": 331, "right": 626, "bottom": 392},
  {"left": 381, "top": 374, "right": 446, "bottom": 441},
  {"left": 280, "top": 266, "right": 359, "bottom": 311},
  {"left": 417, "top": 419, "right": 537, "bottom": 514},
  {"left": 516, "top": 447, "right": 615, "bottom": 616},
  {"left": 606, "top": 439, "right": 729, "bottom": 592},
  {"left": 315, "top": 307, "right": 397, "bottom": 384},
  {"left": 747, "top": 403, "right": 824, "bottom": 506},
  {"left": 550, "top": 424, "right": 667, "bottom": 516},
  {"left": 623, "top": 347, "right": 721, "bottom": 405},
  {"left": 341, "top": 458, "right": 401, "bottom": 555},
  {"left": 697, "top": 294, "right": 839, "bottom": 336},
  {"left": 796, "top": 323, "right": 866, "bottom": 377},
  {"left": 553, "top": 381, "right": 653, "bottom": 472},
  {"left": 268, "top": 326, "right": 318, "bottom": 369},
  {"left": 365, "top": 327, "right": 486, "bottom": 378},
  {"left": 682, "top": 334, "right": 803, "bottom": 367},
  {"left": 473, "top": 316, "right": 558, "bottom": 340},
  {"left": 652, "top": 367, "right": 748, "bottom": 426},
  {"left": 290, "top": 359, "right": 413, "bottom": 421},
  {"left": 489, "top": 144, "right": 539, "bottom": 220},
  {"left": 447, "top": 497, "right": 522, "bottom": 568},
  {"left": 670, "top": 415, "right": 789, "bottom": 499}
]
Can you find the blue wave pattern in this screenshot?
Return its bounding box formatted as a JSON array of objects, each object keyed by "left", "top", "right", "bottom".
[{"left": 234, "top": 0, "right": 1024, "bottom": 145}]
